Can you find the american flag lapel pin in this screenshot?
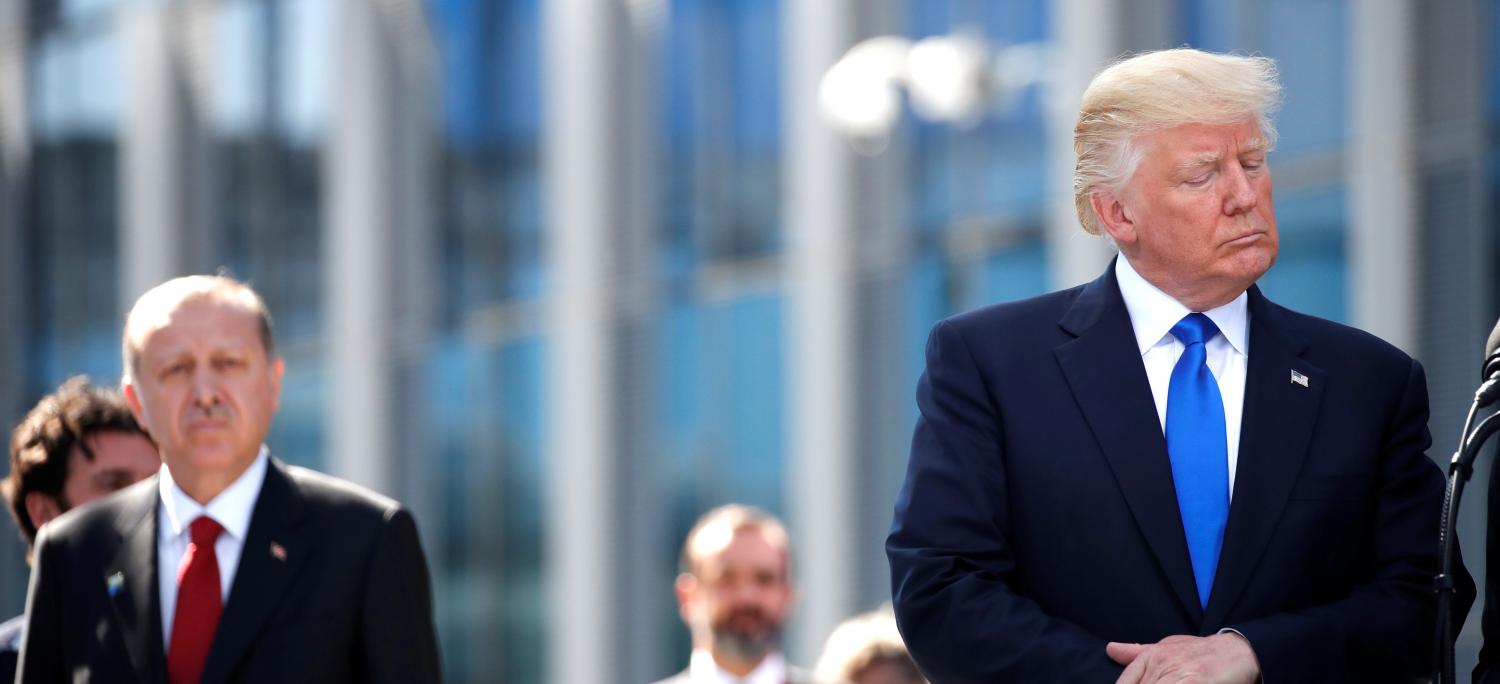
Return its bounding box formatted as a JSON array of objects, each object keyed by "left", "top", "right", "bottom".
[
  {"left": 106, "top": 572, "right": 124, "bottom": 597},
  {"left": 269, "top": 541, "right": 288, "bottom": 562},
  {"left": 1290, "top": 369, "right": 1309, "bottom": 388}
]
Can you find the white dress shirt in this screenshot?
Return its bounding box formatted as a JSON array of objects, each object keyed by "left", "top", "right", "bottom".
[
  {"left": 1115, "top": 256, "right": 1249, "bottom": 495},
  {"left": 688, "top": 649, "right": 788, "bottom": 684},
  {"left": 158, "top": 446, "right": 269, "bottom": 649}
]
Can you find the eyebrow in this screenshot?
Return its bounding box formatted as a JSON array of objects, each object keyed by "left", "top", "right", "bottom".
[
  {"left": 1176, "top": 153, "right": 1221, "bottom": 174},
  {"left": 1175, "top": 137, "right": 1270, "bottom": 174}
]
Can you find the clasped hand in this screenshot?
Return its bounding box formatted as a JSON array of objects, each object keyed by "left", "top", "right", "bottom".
[{"left": 1106, "top": 632, "right": 1260, "bottom": 684}]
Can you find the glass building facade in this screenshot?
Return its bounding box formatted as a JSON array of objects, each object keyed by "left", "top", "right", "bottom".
[{"left": 1, "top": 0, "right": 1496, "bottom": 681}]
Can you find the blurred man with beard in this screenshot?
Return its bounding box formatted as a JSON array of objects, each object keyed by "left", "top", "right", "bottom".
[{"left": 654, "top": 504, "right": 804, "bottom": 684}]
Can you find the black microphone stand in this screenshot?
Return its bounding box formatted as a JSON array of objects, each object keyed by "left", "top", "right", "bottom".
[{"left": 1437, "top": 376, "right": 1500, "bottom": 684}]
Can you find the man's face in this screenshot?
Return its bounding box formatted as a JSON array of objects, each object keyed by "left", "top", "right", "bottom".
[
  {"left": 124, "top": 298, "right": 282, "bottom": 486},
  {"left": 61, "top": 431, "right": 160, "bottom": 508},
  {"left": 678, "top": 527, "right": 794, "bottom": 665},
  {"left": 1109, "top": 118, "right": 1279, "bottom": 307}
]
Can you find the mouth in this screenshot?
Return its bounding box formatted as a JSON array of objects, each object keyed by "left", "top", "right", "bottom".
[
  {"left": 1224, "top": 231, "right": 1266, "bottom": 247},
  {"left": 185, "top": 419, "right": 230, "bottom": 433}
]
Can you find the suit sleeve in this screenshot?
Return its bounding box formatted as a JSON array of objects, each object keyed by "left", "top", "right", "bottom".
[
  {"left": 1231, "top": 358, "right": 1474, "bottom": 682},
  {"left": 358, "top": 507, "right": 442, "bottom": 683},
  {"left": 887, "top": 320, "right": 1122, "bottom": 683},
  {"left": 15, "top": 527, "right": 65, "bottom": 684},
  {"left": 1475, "top": 434, "right": 1500, "bottom": 683}
]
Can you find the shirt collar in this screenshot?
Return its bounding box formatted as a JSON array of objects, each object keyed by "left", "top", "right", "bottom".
[
  {"left": 1114, "top": 255, "right": 1248, "bottom": 356},
  {"left": 689, "top": 649, "right": 786, "bottom": 684},
  {"left": 159, "top": 445, "right": 269, "bottom": 542}
]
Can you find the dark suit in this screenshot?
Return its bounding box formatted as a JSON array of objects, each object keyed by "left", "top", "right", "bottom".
[
  {"left": 16, "top": 457, "right": 441, "bottom": 683},
  {"left": 887, "top": 264, "right": 1471, "bottom": 683},
  {"left": 0, "top": 613, "right": 21, "bottom": 682}
]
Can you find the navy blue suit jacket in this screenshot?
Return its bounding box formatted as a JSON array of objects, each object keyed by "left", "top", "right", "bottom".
[{"left": 888, "top": 264, "right": 1472, "bottom": 683}]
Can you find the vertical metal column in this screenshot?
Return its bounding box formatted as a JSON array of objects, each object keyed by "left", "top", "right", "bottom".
[
  {"left": 616, "top": 0, "right": 667, "bottom": 680},
  {"left": 1413, "top": 0, "right": 1491, "bottom": 674},
  {"left": 784, "top": 0, "right": 859, "bottom": 666},
  {"left": 119, "top": 3, "right": 209, "bottom": 306},
  {"left": 543, "top": 1, "right": 623, "bottom": 682},
  {"left": 1349, "top": 0, "right": 1417, "bottom": 353},
  {"left": 325, "top": 0, "right": 395, "bottom": 494},
  {"left": 1046, "top": 0, "right": 1121, "bottom": 289},
  {"left": 324, "top": 0, "right": 435, "bottom": 496},
  {"left": 0, "top": 0, "right": 28, "bottom": 425}
]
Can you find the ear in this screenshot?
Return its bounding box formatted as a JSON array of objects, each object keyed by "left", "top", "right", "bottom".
[
  {"left": 1089, "top": 190, "right": 1138, "bottom": 245},
  {"left": 123, "top": 381, "right": 147, "bottom": 426},
  {"left": 24, "top": 492, "right": 64, "bottom": 533},
  {"left": 674, "top": 572, "right": 699, "bottom": 623},
  {"left": 270, "top": 357, "right": 285, "bottom": 412}
]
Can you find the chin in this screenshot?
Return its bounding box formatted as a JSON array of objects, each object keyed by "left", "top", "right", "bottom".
[{"left": 181, "top": 447, "right": 254, "bottom": 473}]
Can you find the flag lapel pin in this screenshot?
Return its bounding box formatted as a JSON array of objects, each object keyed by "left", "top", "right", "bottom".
[
  {"left": 270, "top": 541, "right": 288, "bottom": 562},
  {"left": 1290, "top": 370, "right": 1309, "bottom": 387}
]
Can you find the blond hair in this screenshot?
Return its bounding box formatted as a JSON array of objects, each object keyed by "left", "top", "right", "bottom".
[
  {"left": 813, "top": 605, "right": 925, "bottom": 684},
  {"left": 1073, "top": 48, "right": 1283, "bottom": 235},
  {"left": 122, "top": 275, "right": 276, "bottom": 383}
]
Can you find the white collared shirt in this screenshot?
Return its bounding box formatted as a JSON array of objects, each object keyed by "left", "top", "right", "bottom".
[
  {"left": 157, "top": 446, "right": 269, "bottom": 649},
  {"left": 688, "top": 649, "right": 787, "bottom": 684},
  {"left": 1115, "top": 256, "right": 1249, "bottom": 494}
]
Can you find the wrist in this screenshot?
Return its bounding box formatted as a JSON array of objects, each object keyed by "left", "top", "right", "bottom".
[{"left": 1216, "top": 629, "right": 1263, "bottom": 681}]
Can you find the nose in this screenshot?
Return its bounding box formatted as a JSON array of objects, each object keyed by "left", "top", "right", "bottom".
[
  {"left": 191, "top": 371, "right": 222, "bottom": 407},
  {"left": 1222, "top": 162, "right": 1259, "bottom": 215}
]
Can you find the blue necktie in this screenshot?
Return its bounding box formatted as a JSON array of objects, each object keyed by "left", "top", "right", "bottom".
[{"left": 1166, "top": 313, "right": 1229, "bottom": 609}]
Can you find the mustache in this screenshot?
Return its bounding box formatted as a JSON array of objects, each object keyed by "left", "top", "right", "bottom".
[{"left": 185, "top": 404, "right": 233, "bottom": 420}]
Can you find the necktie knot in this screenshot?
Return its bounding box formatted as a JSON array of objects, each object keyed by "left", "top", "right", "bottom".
[
  {"left": 189, "top": 516, "right": 223, "bottom": 547},
  {"left": 1171, "top": 312, "right": 1220, "bottom": 347}
]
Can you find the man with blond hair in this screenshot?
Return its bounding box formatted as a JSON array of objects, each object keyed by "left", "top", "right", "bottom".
[
  {"left": 888, "top": 48, "right": 1469, "bottom": 682},
  {"left": 654, "top": 504, "right": 806, "bottom": 684},
  {"left": 17, "top": 275, "right": 441, "bottom": 683}
]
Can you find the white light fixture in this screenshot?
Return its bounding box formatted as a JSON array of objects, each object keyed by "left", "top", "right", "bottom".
[{"left": 818, "top": 33, "right": 1050, "bottom": 151}]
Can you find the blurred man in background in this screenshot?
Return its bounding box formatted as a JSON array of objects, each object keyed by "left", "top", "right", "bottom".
[
  {"left": 655, "top": 503, "right": 804, "bottom": 684},
  {"left": 17, "top": 275, "right": 440, "bottom": 682},
  {"left": 0, "top": 376, "right": 160, "bottom": 676},
  {"left": 813, "top": 605, "right": 925, "bottom": 684}
]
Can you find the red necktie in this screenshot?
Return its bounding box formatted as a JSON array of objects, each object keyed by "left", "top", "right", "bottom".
[{"left": 168, "top": 516, "right": 224, "bottom": 684}]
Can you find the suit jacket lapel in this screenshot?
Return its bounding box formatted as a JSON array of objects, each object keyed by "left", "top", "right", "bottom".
[
  {"left": 105, "top": 477, "right": 166, "bottom": 681},
  {"left": 1054, "top": 262, "right": 1203, "bottom": 623},
  {"left": 200, "top": 458, "right": 310, "bottom": 683},
  {"left": 1202, "top": 286, "right": 1325, "bottom": 627}
]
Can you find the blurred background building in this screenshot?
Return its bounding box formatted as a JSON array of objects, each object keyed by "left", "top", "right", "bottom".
[{"left": 0, "top": 0, "right": 1496, "bottom": 681}]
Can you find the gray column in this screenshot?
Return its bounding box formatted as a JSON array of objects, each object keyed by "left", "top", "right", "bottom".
[
  {"left": 324, "top": 0, "right": 436, "bottom": 496},
  {"left": 616, "top": 1, "right": 668, "bottom": 681},
  {"left": 1348, "top": 0, "right": 1417, "bottom": 353},
  {"left": 0, "top": 0, "right": 27, "bottom": 425},
  {"left": 119, "top": 3, "right": 211, "bottom": 306},
  {"left": 1045, "top": 0, "right": 1120, "bottom": 289},
  {"left": 784, "top": 0, "right": 859, "bottom": 665},
  {"left": 543, "top": 1, "right": 623, "bottom": 682},
  {"left": 1413, "top": 0, "right": 1491, "bottom": 675}
]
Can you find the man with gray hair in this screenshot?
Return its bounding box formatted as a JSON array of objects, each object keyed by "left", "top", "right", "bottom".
[
  {"left": 888, "top": 48, "right": 1470, "bottom": 682},
  {"left": 17, "top": 275, "right": 441, "bottom": 682},
  {"left": 654, "top": 503, "right": 806, "bottom": 684}
]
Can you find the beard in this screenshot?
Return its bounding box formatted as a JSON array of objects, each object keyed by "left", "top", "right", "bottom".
[{"left": 709, "top": 607, "right": 781, "bottom": 663}]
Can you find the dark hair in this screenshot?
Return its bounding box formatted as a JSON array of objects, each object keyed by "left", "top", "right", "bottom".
[{"left": 4, "top": 376, "right": 149, "bottom": 545}]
